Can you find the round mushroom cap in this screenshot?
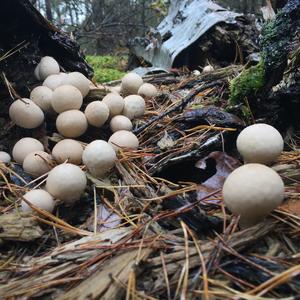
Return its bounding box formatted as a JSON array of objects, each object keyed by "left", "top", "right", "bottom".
[
  {"left": 138, "top": 83, "right": 158, "bottom": 98},
  {"left": 52, "top": 139, "right": 83, "bottom": 165},
  {"left": 46, "top": 163, "right": 87, "bottom": 203},
  {"left": 121, "top": 73, "right": 143, "bottom": 95},
  {"left": 108, "top": 130, "right": 139, "bottom": 151},
  {"left": 109, "top": 85, "right": 122, "bottom": 94},
  {"left": 102, "top": 93, "right": 125, "bottom": 116},
  {"left": 39, "top": 56, "right": 60, "bottom": 80},
  {"left": 9, "top": 99, "right": 44, "bottom": 129},
  {"left": 21, "top": 189, "right": 55, "bottom": 213},
  {"left": 202, "top": 65, "right": 214, "bottom": 73},
  {"left": 43, "top": 73, "right": 66, "bottom": 90},
  {"left": 82, "top": 140, "right": 116, "bottom": 177},
  {"left": 34, "top": 64, "right": 41, "bottom": 80},
  {"left": 0, "top": 151, "right": 11, "bottom": 164},
  {"left": 65, "top": 72, "right": 90, "bottom": 97},
  {"left": 110, "top": 115, "right": 132, "bottom": 132},
  {"left": 23, "top": 151, "right": 52, "bottom": 178},
  {"left": 51, "top": 85, "right": 83, "bottom": 113},
  {"left": 223, "top": 163, "right": 284, "bottom": 227},
  {"left": 237, "top": 123, "right": 284, "bottom": 165},
  {"left": 122, "top": 95, "right": 145, "bottom": 120},
  {"left": 30, "top": 86, "right": 53, "bottom": 112},
  {"left": 56, "top": 110, "right": 88, "bottom": 138},
  {"left": 12, "top": 138, "right": 44, "bottom": 164},
  {"left": 84, "top": 101, "right": 109, "bottom": 128}
]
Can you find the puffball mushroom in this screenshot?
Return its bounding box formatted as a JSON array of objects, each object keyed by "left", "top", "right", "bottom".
[
  {"left": 102, "top": 93, "right": 125, "bottom": 116},
  {"left": 0, "top": 151, "right": 11, "bottom": 163},
  {"left": 122, "top": 95, "right": 145, "bottom": 120},
  {"left": 43, "top": 73, "right": 67, "bottom": 90},
  {"left": 23, "top": 151, "right": 52, "bottom": 178},
  {"left": 138, "top": 83, "right": 158, "bottom": 98},
  {"left": 51, "top": 85, "right": 83, "bottom": 113},
  {"left": 38, "top": 56, "right": 60, "bottom": 80},
  {"left": 202, "top": 65, "right": 214, "bottom": 73},
  {"left": 65, "top": 72, "right": 90, "bottom": 97},
  {"left": 82, "top": 140, "right": 117, "bottom": 177},
  {"left": 30, "top": 86, "right": 53, "bottom": 112},
  {"left": 84, "top": 101, "right": 109, "bottom": 127},
  {"left": 56, "top": 110, "right": 88, "bottom": 138},
  {"left": 108, "top": 130, "right": 139, "bottom": 151},
  {"left": 12, "top": 137, "right": 44, "bottom": 164},
  {"left": 9, "top": 98, "right": 44, "bottom": 129},
  {"left": 223, "top": 163, "right": 284, "bottom": 227},
  {"left": 110, "top": 115, "right": 132, "bottom": 132},
  {"left": 46, "top": 163, "right": 87, "bottom": 203},
  {"left": 237, "top": 123, "right": 284, "bottom": 165},
  {"left": 52, "top": 139, "right": 83, "bottom": 165},
  {"left": 34, "top": 64, "right": 41, "bottom": 80},
  {"left": 21, "top": 189, "right": 55, "bottom": 213},
  {"left": 121, "top": 73, "right": 143, "bottom": 95}
]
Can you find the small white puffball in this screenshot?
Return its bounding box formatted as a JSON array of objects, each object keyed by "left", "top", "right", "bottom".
[
  {"left": 38, "top": 56, "right": 60, "bottom": 80},
  {"left": 109, "top": 85, "right": 122, "bottom": 94},
  {"left": 121, "top": 73, "right": 143, "bottom": 95},
  {"left": 84, "top": 101, "right": 109, "bottom": 128},
  {"left": 82, "top": 140, "right": 117, "bottom": 177},
  {"left": 9, "top": 98, "right": 44, "bottom": 129},
  {"left": 23, "top": 151, "right": 52, "bottom": 178},
  {"left": 64, "top": 72, "right": 90, "bottom": 97},
  {"left": 102, "top": 93, "right": 125, "bottom": 116},
  {"left": 52, "top": 139, "right": 83, "bottom": 165},
  {"left": 108, "top": 130, "right": 139, "bottom": 151},
  {"left": 51, "top": 85, "right": 83, "bottom": 113},
  {"left": 223, "top": 163, "right": 284, "bottom": 227},
  {"left": 43, "top": 73, "right": 67, "bottom": 90},
  {"left": 21, "top": 189, "right": 55, "bottom": 213},
  {"left": 110, "top": 115, "right": 133, "bottom": 132},
  {"left": 46, "top": 163, "right": 87, "bottom": 203},
  {"left": 30, "top": 86, "right": 53, "bottom": 112},
  {"left": 122, "top": 95, "right": 145, "bottom": 120},
  {"left": 202, "top": 65, "right": 214, "bottom": 73},
  {"left": 0, "top": 151, "right": 11, "bottom": 163},
  {"left": 34, "top": 64, "right": 41, "bottom": 80},
  {"left": 138, "top": 83, "right": 158, "bottom": 98},
  {"left": 12, "top": 138, "right": 44, "bottom": 164},
  {"left": 56, "top": 110, "right": 88, "bottom": 138},
  {"left": 237, "top": 123, "right": 284, "bottom": 165}
]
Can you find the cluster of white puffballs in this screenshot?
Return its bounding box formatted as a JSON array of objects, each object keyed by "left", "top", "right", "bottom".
[
  {"left": 4, "top": 57, "right": 158, "bottom": 215},
  {"left": 222, "top": 123, "right": 285, "bottom": 227}
]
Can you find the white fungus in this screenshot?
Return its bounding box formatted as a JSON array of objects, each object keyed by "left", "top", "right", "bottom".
[
  {"left": 12, "top": 137, "right": 44, "bottom": 164},
  {"left": 23, "top": 151, "right": 52, "bottom": 178},
  {"left": 51, "top": 85, "right": 83, "bottom": 113},
  {"left": 38, "top": 56, "right": 60, "bottom": 80},
  {"left": 110, "top": 115, "right": 133, "bottom": 132},
  {"left": 56, "top": 110, "right": 88, "bottom": 138},
  {"left": 9, "top": 99, "right": 44, "bottom": 129},
  {"left": 122, "top": 95, "right": 145, "bottom": 120},
  {"left": 108, "top": 130, "right": 139, "bottom": 151},
  {"left": 102, "top": 93, "right": 125, "bottom": 116},
  {"left": 202, "top": 65, "right": 214, "bottom": 73},
  {"left": 237, "top": 123, "right": 284, "bottom": 165},
  {"left": 43, "top": 73, "right": 66, "bottom": 90},
  {"left": 21, "top": 189, "right": 55, "bottom": 213},
  {"left": 223, "top": 163, "right": 284, "bottom": 227},
  {"left": 30, "top": 86, "right": 53, "bottom": 112},
  {"left": 82, "top": 140, "right": 117, "bottom": 177},
  {"left": 46, "top": 163, "right": 87, "bottom": 203},
  {"left": 0, "top": 151, "right": 11, "bottom": 164},
  {"left": 138, "top": 83, "right": 158, "bottom": 98},
  {"left": 121, "top": 73, "right": 143, "bottom": 95},
  {"left": 84, "top": 101, "right": 109, "bottom": 127},
  {"left": 34, "top": 64, "right": 41, "bottom": 80},
  {"left": 64, "top": 72, "right": 90, "bottom": 97},
  {"left": 52, "top": 139, "right": 83, "bottom": 165}
]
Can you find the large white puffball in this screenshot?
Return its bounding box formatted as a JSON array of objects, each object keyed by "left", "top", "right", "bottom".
[
  {"left": 237, "top": 123, "right": 284, "bottom": 165},
  {"left": 21, "top": 189, "right": 55, "bottom": 213},
  {"left": 108, "top": 130, "right": 139, "bottom": 151},
  {"left": 122, "top": 95, "right": 145, "bottom": 120},
  {"left": 30, "top": 86, "right": 53, "bottom": 112},
  {"left": 38, "top": 56, "right": 60, "bottom": 80},
  {"left": 102, "top": 93, "right": 125, "bottom": 116},
  {"left": 121, "top": 73, "right": 143, "bottom": 95},
  {"left": 52, "top": 139, "right": 83, "bottom": 165},
  {"left": 84, "top": 101, "right": 109, "bottom": 128},
  {"left": 9, "top": 99, "right": 44, "bottom": 129},
  {"left": 110, "top": 115, "right": 132, "bottom": 132},
  {"left": 12, "top": 138, "right": 44, "bottom": 164},
  {"left": 138, "top": 83, "right": 158, "bottom": 98},
  {"left": 46, "top": 163, "right": 87, "bottom": 203},
  {"left": 56, "top": 110, "right": 88, "bottom": 138},
  {"left": 23, "top": 151, "right": 52, "bottom": 178},
  {"left": 0, "top": 151, "right": 11, "bottom": 164},
  {"left": 223, "top": 163, "right": 284, "bottom": 227},
  {"left": 43, "top": 73, "right": 67, "bottom": 90},
  {"left": 82, "top": 140, "right": 117, "bottom": 177},
  {"left": 64, "top": 72, "right": 90, "bottom": 97}
]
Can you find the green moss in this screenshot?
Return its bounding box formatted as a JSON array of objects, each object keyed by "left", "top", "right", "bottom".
[
  {"left": 229, "top": 60, "right": 266, "bottom": 105},
  {"left": 86, "top": 55, "right": 127, "bottom": 83}
]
